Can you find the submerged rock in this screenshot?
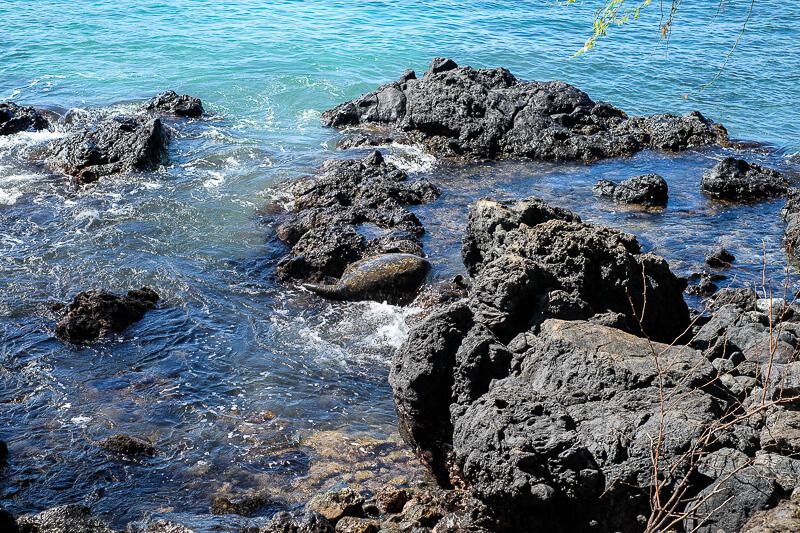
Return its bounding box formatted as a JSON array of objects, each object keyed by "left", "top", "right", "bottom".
[
  {"left": 306, "top": 488, "right": 364, "bottom": 523},
  {"left": 322, "top": 58, "right": 726, "bottom": 162},
  {"left": 128, "top": 520, "right": 197, "bottom": 533},
  {"left": 46, "top": 116, "right": 169, "bottom": 183},
  {"left": 275, "top": 152, "right": 437, "bottom": 298},
  {"left": 55, "top": 287, "right": 160, "bottom": 343},
  {"left": 144, "top": 90, "right": 204, "bottom": 118},
  {"left": 17, "top": 504, "right": 117, "bottom": 533},
  {"left": 303, "top": 253, "right": 431, "bottom": 304},
  {"left": 701, "top": 156, "right": 787, "bottom": 202},
  {"left": 593, "top": 173, "right": 668, "bottom": 207},
  {"left": 0, "top": 102, "right": 50, "bottom": 135},
  {"left": 99, "top": 434, "right": 156, "bottom": 458}
]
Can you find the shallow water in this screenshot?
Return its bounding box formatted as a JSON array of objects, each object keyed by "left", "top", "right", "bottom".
[{"left": 1, "top": 0, "right": 799, "bottom": 529}]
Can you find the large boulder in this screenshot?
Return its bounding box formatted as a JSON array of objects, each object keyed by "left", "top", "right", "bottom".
[
  {"left": 701, "top": 157, "right": 787, "bottom": 202},
  {"left": 323, "top": 58, "right": 726, "bottom": 162},
  {"left": 0, "top": 102, "right": 50, "bottom": 135},
  {"left": 46, "top": 116, "right": 169, "bottom": 183},
  {"left": 593, "top": 174, "right": 668, "bottom": 207},
  {"left": 275, "top": 152, "right": 438, "bottom": 301},
  {"left": 461, "top": 197, "right": 690, "bottom": 343},
  {"left": 144, "top": 90, "right": 204, "bottom": 118},
  {"left": 55, "top": 287, "right": 160, "bottom": 343}
]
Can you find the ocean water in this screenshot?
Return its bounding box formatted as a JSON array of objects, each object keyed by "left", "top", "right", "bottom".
[{"left": 0, "top": 0, "right": 799, "bottom": 529}]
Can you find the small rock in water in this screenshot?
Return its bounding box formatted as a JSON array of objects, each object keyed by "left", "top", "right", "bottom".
[
  {"left": 0, "top": 101, "right": 50, "bottom": 135},
  {"left": 701, "top": 156, "right": 787, "bottom": 202},
  {"left": 706, "top": 247, "right": 735, "bottom": 268},
  {"left": 593, "top": 173, "right": 668, "bottom": 207},
  {"left": 46, "top": 115, "right": 169, "bottom": 183},
  {"left": 210, "top": 491, "right": 274, "bottom": 517},
  {"left": 144, "top": 90, "right": 204, "bottom": 118},
  {"left": 99, "top": 434, "right": 156, "bottom": 458},
  {"left": 55, "top": 287, "right": 160, "bottom": 344},
  {"left": 0, "top": 440, "right": 8, "bottom": 467},
  {"left": 685, "top": 273, "right": 720, "bottom": 297}
]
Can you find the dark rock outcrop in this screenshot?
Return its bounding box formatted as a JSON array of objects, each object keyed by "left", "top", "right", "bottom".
[
  {"left": 460, "top": 197, "right": 689, "bottom": 342},
  {"left": 0, "top": 440, "right": 7, "bottom": 468},
  {"left": 144, "top": 91, "right": 204, "bottom": 118},
  {"left": 99, "top": 434, "right": 156, "bottom": 458},
  {"left": 390, "top": 196, "right": 800, "bottom": 531},
  {"left": 275, "top": 152, "right": 438, "bottom": 302},
  {"left": 304, "top": 253, "right": 431, "bottom": 305},
  {"left": 0, "top": 102, "right": 50, "bottom": 135},
  {"left": 17, "top": 504, "right": 116, "bottom": 533},
  {"left": 322, "top": 58, "right": 726, "bottom": 162},
  {"left": 260, "top": 510, "right": 334, "bottom": 533},
  {"left": 0, "top": 508, "right": 18, "bottom": 533},
  {"left": 46, "top": 116, "right": 169, "bottom": 183},
  {"left": 701, "top": 157, "right": 787, "bottom": 202},
  {"left": 593, "top": 173, "right": 668, "bottom": 207},
  {"left": 210, "top": 491, "right": 274, "bottom": 516},
  {"left": 55, "top": 287, "right": 159, "bottom": 343},
  {"left": 706, "top": 247, "right": 735, "bottom": 268}
]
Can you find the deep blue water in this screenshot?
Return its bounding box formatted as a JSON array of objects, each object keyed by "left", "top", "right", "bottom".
[{"left": 0, "top": 1, "right": 799, "bottom": 529}]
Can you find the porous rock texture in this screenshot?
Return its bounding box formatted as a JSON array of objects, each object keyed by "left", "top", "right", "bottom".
[
  {"left": 55, "top": 287, "right": 160, "bottom": 343},
  {"left": 16, "top": 504, "right": 117, "bottom": 533},
  {"left": 390, "top": 197, "right": 800, "bottom": 532},
  {"left": 0, "top": 101, "right": 50, "bottom": 135},
  {"left": 701, "top": 156, "right": 787, "bottom": 202},
  {"left": 144, "top": 90, "right": 204, "bottom": 118},
  {"left": 593, "top": 173, "right": 668, "bottom": 207},
  {"left": 782, "top": 188, "right": 800, "bottom": 262},
  {"left": 322, "top": 58, "right": 727, "bottom": 162},
  {"left": 275, "top": 151, "right": 438, "bottom": 303},
  {"left": 46, "top": 115, "right": 169, "bottom": 183}
]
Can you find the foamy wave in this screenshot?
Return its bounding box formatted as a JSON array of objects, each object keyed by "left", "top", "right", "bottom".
[{"left": 385, "top": 143, "right": 436, "bottom": 174}]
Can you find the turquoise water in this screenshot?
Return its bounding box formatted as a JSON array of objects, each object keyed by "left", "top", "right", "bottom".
[{"left": 0, "top": 1, "right": 799, "bottom": 529}]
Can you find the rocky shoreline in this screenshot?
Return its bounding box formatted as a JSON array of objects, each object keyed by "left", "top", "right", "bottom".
[{"left": 2, "top": 59, "right": 800, "bottom": 532}]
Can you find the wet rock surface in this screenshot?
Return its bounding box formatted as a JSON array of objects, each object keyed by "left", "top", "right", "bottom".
[
  {"left": 144, "top": 90, "right": 204, "bottom": 118},
  {"left": 303, "top": 253, "right": 431, "bottom": 305},
  {"left": 55, "top": 287, "right": 160, "bottom": 343},
  {"left": 17, "top": 504, "right": 117, "bottom": 533},
  {"left": 701, "top": 156, "right": 787, "bottom": 202},
  {"left": 593, "top": 173, "right": 668, "bottom": 207},
  {"left": 388, "top": 196, "right": 800, "bottom": 532},
  {"left": 0, "top": 102, "right": 50, "bottom": 135},
  {"left": 274, "top": 151, "right": 438, "bottom": 302},
  {"left": 46, "top": 115, "right": 169, "bottom": 183},
  {"left": 99, "top": 434, "right": 156, "bottom": 459},
  {"left": 322, "top": 58, "right": 726, "bottom": 162},
  {"left": 706, "top": 247, "right": 736, "bottom": 268}
]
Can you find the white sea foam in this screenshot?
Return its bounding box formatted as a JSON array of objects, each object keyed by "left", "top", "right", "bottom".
[{"left": 385, "top": 143, "right": 436, "bottom": 174}]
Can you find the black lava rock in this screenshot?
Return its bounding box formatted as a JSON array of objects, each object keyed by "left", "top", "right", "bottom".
[
  {"left": 46, "top": 116, "right": 169, "bottom": 183},
  {"left": 144, "top": 91, "right": 204, "bottom": 118},
  {"left": 55, "top": 287, "right": 160, "bottom": 343},
  {"left": 701, "top": 157, "right": 787, "bottom": 202},
  {"left": 323, "top": 58, "right": 727, "bottom": 162},
  {"left": 705, "top": 247, "right": 735, "bottom": 268},
  {"left": 593, "top": 173, "right": 668, "bottom": 207},
  {"left": 0, "top": 102, "right": 50, "bottom": 135}
]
